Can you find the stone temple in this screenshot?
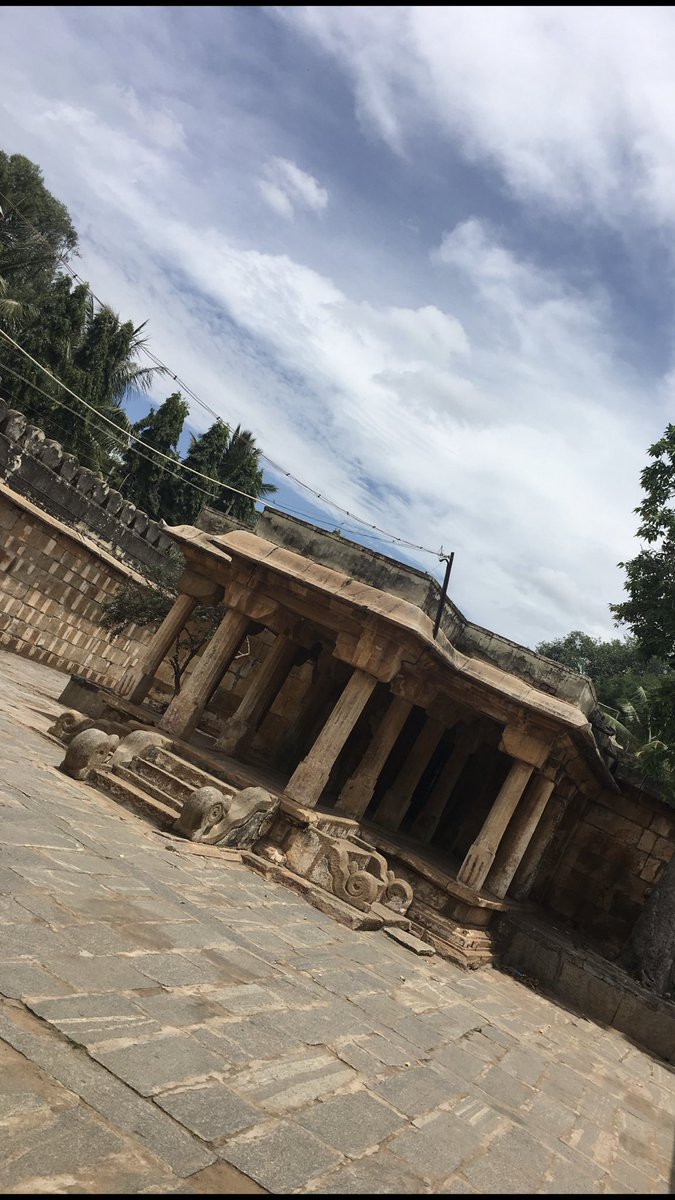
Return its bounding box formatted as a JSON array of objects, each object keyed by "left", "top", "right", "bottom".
[
  {"left": 3, "top": 399, "right": 675, "bottom": 1059},
  {"left": 54, "top": 505, "right": 632, "bottom": 971}
]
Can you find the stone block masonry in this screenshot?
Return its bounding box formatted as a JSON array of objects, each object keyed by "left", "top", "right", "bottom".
[
  {"left": 0, "top": 479, "right": 151, "bottom": 686},
  {"left": 0, "top": 402, "right": 174, "bottom": 574},
  {"left": 534, "top": 783, "right": 675, "bottom": 949}
]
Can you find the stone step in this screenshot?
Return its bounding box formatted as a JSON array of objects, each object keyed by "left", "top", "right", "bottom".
[
  {"left": 143, "top": 745, "right": 238, "bottom": 797},
  {"left": 92, "top": 768, "right": 177, "bottom": 829},
  {"left": 166, "top": 739, "right": 280, "bottom": 796},
  {"left": 113, "top": 762, "right": 183, "bottom": 815},
  {"left": 124, "top": 756, "right": 197, "bottom": 807}
]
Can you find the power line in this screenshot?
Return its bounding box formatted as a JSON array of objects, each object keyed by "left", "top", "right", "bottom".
[
  {"left": 0, "top": 188, "right": 446, "bottom": 560},
  {"left": 0, "top": 360, "right": 216, "bottom": 502},
  {"left": 1, "top": 355, "right": 441, "bottom": 565},
  {"left": 0, "top": 330, "right": 440, "bottom": 561}
]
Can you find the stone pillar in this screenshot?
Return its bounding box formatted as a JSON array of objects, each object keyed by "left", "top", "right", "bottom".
[
  {"left": 285, "top": 668, "right": 377, "bottom": 809},
  {"left": 375, "top": 716, "right": 445, "bottom": 831},
  {"left": 457, "top": 759, "right": 533, "bottom": 891},
  {"left": 215, "top": 634, "right": 298, "bottom": 757},
  {"left": 509, "top": 783, "right": 571, "bottom": 900},
  {"left": 485, "top": 772, "right": 556, "bottom": 898},
  {"left": 280, "top": 663, "right": 335, "bottom": 770},
  {"left": 158, "top": 608, "right": 250, "bottom": 741},
  {"left": 116, "top": 592, "right": 198, "bottom": 706},
  {"left": 410, "top": 723, "right": 476, "bottom": 843},
  {"left": 335, "top": 695, "right": 412, "bottom": 819}
]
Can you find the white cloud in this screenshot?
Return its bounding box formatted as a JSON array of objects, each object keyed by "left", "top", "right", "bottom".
[
  {"left": 258, "top": 156, "right": 328, "bottom": 219},
  {"left": 115, "top": 86, "right": 186, "bottom": 151},
  {"left": 0, "top": 9, "right": 668, "bottom": 651},
  {"left": 281, "top": 7, "right": 675, "bottom": 230}
]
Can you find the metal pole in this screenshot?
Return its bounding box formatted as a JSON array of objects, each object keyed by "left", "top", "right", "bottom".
[{"left": 433, "top": 552, "right": 454, "bottom": 640}]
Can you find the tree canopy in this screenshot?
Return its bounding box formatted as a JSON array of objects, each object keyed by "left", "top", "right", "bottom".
[
  {"left": 535, "top": 630, "right": 669, "bottom": 710},
  {"left": 0, "top": 147, "right": 275, "bottom": 516},
  {"left": 611, "top": 423, "right": 675, "bottom": 664}
]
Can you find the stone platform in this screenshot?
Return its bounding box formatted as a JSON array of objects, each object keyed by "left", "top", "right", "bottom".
[
  {"left": 55, "top": 675, "right": 509, "bottom": 967},
  {"left": 1, "top": 648, "right": 675, "bottom": 1194}
]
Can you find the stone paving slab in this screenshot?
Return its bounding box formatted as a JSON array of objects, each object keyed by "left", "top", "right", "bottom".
[{"left": 1, "top": 650, "right": 675, "bottom": 1194}]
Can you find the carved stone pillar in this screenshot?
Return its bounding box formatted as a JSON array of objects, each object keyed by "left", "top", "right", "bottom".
[
  {"left": 335, "top": 695, "right": 412, "bottom": 819},
  {"left": 116, "top": 592, "right": 198, "bottom": 706},
  {"left": 410, "top": 722, "right": 477, "bottom": 843},
  {"left": 159, "top": 608, "right": 250, "bottom": 740},
  {"left": 215, "top": 634, "right": 298, "bottom": 757},
  {"left": 485, "top": 772, "right": 556, "bottom": 898},
  {"left": 375, "top": 716, "right": 445, "bottom": 831},
  {"left": 457, "top": 759, "right": 534, "bottom": 891},
  {"left": 509, "top": 782, "right": 572, "bottom": 900},
  {"left": 285, "top": 668, "right": 377, "bottom": 809}
]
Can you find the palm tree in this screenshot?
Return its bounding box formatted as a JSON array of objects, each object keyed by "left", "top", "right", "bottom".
[
  {"left": 0, "top": 273, "right": 21, "bottom": 322},
  {"left": 71, "top": 301, "right": 164, "bottom": 474},
  {"left": 601, "top": 685, "right": 674, "bottom": 784},
  {"left": 213, "top": 425, "right": 277, "bottom": 523}
]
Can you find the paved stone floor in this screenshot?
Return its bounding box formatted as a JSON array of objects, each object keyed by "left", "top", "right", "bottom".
[{"left": 1, "top": 649, "right": 675, "bottom": 1194}]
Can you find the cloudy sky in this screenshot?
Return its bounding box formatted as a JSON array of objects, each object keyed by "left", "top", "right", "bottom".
[{"left": 1, "top": 7, "right": 674, "bottom": 648}]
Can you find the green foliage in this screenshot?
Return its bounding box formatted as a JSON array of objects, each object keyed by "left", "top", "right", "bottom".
[
  {"left": 99, "top": 548, "right": 225, "bottom": 696},
  {"left": 0, "top": 147, "right": 275, "bottom": 519},
  {"left": 536, "top": 628, "right": 675, "bottom": 782},
  {"left": 612, "top": 424, "right": 675, "bottom": 663},
  {"left": 113, "top": 391, "right": 189, "bottom": 518},
  {"left": 0, "top": 152, "right": 77, "bottom": 304},
  {"left": 208, "top": 423, "right": 276, "bottom": 523},
  {"left": 162, "top": 420, "right": 277, "bottom": 526},
  {"left": 535, "top": 630, "right": 669, "bottom": 709}
]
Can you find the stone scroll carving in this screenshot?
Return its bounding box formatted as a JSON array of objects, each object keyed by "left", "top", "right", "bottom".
[
  {"left": 322, "top": 836, "right": 413, "bottom": 915},
  {"left": 281, "top": 828, "right": 414, "bottom": 916},
  {"left": 60, "top": 728, "right": 119, "bottom": 780},
  {"left": 173, "top": 785, "right": 279, "bottom": 849}
]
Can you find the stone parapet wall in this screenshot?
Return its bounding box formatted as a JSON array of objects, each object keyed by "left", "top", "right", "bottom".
[
  {"left": 0, "top": 480, "right": 151, "bottom": 686},
  {"left": 0, "top": 402, "right": 174, "bottom": 573}
]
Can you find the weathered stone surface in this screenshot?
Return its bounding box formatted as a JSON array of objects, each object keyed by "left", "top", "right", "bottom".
[
  {"left": 222, "top": 1120, "right": 341, "bottom": 1192},
  {"left": 112, "top": 729, "right": 171, "bottom": 766},
  {"left": 388, "top": 1111, "right": 481, "bottom": 1179},
  {"left": 173, "top": 785, "right": 278, "bottom": 848},
  {"left": 60, "top": 727, "right": 120, "bottom": 779},
  {"left": 91, "top": 1033, "right": 225, "bottom": 1095},
  {"left": 155, "top": 1082, "right": 261, "bottom": 1141},
  {"left": 2, "top": 652, "right": 675, "bottom": 1196},
  {"left": 385, "top": 926, "right": 435, "bottom": 954},
  {"left": 297, "top": 1090, "right": 406, "bottom": 1153}
]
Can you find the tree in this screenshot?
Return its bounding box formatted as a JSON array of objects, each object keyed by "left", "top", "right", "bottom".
[
  {"left": 114, "top": 391, "right": 189, "bottom": 518},
  {"left": 1, "top": 275, "right": 91, "bottom": 442},
  {"left": 208, "top": 424, "right": 276, "bottom": 524},
  {"left": 535, "top": 630, "right": 669, "bottom": 710},
  {"left": 71, "top": 302, "right": 158, "bottom": 472},
  {"left": 98, "top": 548, "right": 225, "bottom": 696},
  {"left": 0, "top": 280, "right": 160, "bottom": 474},
  {"left": 604, "top": 423, "right": 675, "bottom": 995},
  {"left": 0, "top": 151, "right": 78, "bottom": 304},
  {"left": 160, "top": 419, "right": 230, "bottom": 525},
  {"left": 612, "top": 423, "right": 675, "bottom": 663},
  {"left": 160, "top": 420, "right": 277, "bottom": 527}
]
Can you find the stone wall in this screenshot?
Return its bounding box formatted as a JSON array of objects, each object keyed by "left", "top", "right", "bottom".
[
  {"left": 0, "top": 403, "right": 174, "bottom": 573},
  {"left": 534, "top": 783, "right": 675, "bottom": 950},
  {"left": 0, "top": 480, "right": 151, "bottom": 686}
]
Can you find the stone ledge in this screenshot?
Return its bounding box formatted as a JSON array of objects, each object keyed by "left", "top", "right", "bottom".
[{"left": 497, "top": 910, "right": 675, "bottom": 1062}]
